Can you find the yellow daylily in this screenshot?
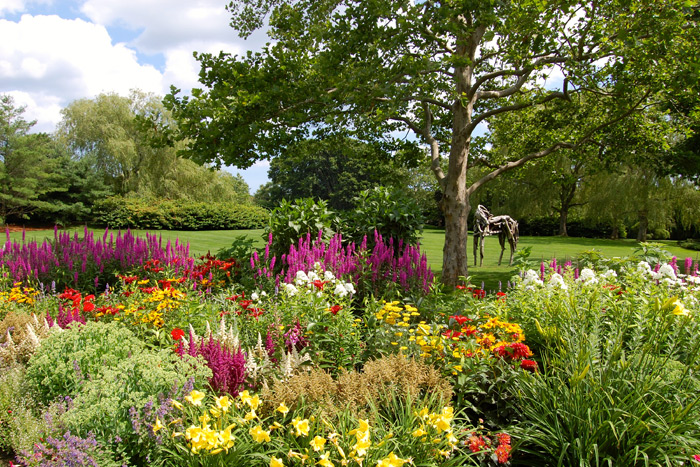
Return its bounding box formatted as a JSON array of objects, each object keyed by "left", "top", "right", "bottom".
[
  {"left": 270, "top": 457, "right": 284, "bottom": 467},
  {"left": 310, "top": 435, "right": 327, "bottom": 452},
  {"left": 250, "top": 425, "right": 271, "bottom": 443},
  {"left": 185, "top": 390, "right": 206, "bottom": 406}
]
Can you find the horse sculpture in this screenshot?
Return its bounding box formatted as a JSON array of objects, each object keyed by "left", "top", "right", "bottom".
[{"left": 473, "top": 205, "right": 519, "bottom": 267}]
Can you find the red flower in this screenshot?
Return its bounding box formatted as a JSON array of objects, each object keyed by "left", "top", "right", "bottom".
[
  {"left": 450, "top": 315, "right": 469, "bottom": 325},
  {"left": 312, "top": 280, "right": 328, "bottom": 290},
  {"left": 239, "top": 300, "right": 252, "bottom": 310},
  {"left": 467, "top": 435, "right": 487, "bottom": 453},
  {"left": 520, "top": 359, "right": 538, "bottom": 372},
  {"left": 140, "top": 287, "right": 157, "bottom": 294},
  {"left": 119, "top": 275, "right": 138, "bottom": 284},
  {"left": 472, "top": 288, "right": 486, "bottom": 299},
  {"left": 495, "top": 443, "right": 511, "bottom": 464},
  {"left": 456, "top": 285, "right": 467, "bottom": 290},
  {"left": 329, "top": 305, "right": 342, "bottom": 315},
  {"left": 496, "top": 291, "right": 507, "bottom": 301},
  {"left": 171, "top": 328, "right": 185, "bottom": 341},
  {"left": 82, "top": 302, "right": 95, "bottom": 313}
]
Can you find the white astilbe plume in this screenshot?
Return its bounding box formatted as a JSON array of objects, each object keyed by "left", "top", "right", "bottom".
[{"left": 1, "top": 314, "right": 53, "bottom": 367}]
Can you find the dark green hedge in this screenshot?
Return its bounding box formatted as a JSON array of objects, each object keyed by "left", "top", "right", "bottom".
[{"left": 92, "top": 197, "right": 269, "bottom": 230}]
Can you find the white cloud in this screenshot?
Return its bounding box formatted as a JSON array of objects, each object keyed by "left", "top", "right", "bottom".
[
  {"left": 0, "top": 14, "right": 163, "bottom": 129},
  {"left": 0, "top": 0, "right": 26, "bottom": 15}
]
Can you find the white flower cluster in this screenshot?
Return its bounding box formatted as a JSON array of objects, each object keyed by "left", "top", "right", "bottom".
[
  {"left": 547, "top": 273, "right": 568, "bottom": 290},
  {"left": 282, "top": 266, "right": 356, "bottom": 298},
  {"left": 637, "top": 261, "right": 685, "bottom": 287},
  {"left": 577, "top": 268, "right": 598, "bottom": 285},
  {"left": 520, "top": 269, "right": 544, "bottom": 289}
]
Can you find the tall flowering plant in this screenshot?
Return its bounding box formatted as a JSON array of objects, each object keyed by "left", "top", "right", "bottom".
[{"left": 1, "top": 227, "right": 194, "bottom": 293}]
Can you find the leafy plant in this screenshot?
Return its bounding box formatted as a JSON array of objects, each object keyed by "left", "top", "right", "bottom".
[
  {"left": 265, "top": 198, "right": 340, "bottom": 259},
  {"left": 342, "top": 186, "right": 425, "bottom": 246},
  {"left": 25, "top": 321, "right": 147, "bottom": 404}
]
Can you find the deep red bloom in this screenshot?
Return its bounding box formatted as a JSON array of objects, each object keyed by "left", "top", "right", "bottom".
[
  {"left": 82, "top": 302, "right": 95, "bottom": 313},
  {"left": 520, "top": 359, "right": 538, "bottom": 372},
  {"left": 312, "top": 280, "right": 328, "bottom": 290},
  {"left": 450, "top": 315, "right": 469, "bottom": 325},
  {"left": 239, "top": 300, "right": 252, "bottom": 309},
  {"left": 171, "top": 328, "right": 185, "bottom": 341},
  {"left": 472, "top": 288, "right": 486, "bottom": 299},
  {"left": 456, "top": 285, "right": 467, "bottom": 290},
  {"left": 496, "top": 291, "right": 507, "bottom": 301},
  {"left": 140, "top": 287, "right": 157, "bottom": 294},
  {"left": 329, "top": 305, "right": 342, "bottom": 315},
  {"left": 119, "top": 275, "right": 138, "bottom": 284}
]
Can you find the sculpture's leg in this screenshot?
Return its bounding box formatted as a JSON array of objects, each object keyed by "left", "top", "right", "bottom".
[
  {"left": 498, "top": 233, "right": 505, "bottom": 266},
  {"left": 479, "top": 235, "right": 486, "bottom": 267},
  {"left": 473, "top": 233, "right": 479, "bottom": 266}
]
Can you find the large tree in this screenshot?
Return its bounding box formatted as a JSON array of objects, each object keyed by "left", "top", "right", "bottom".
[
  {"left": 58, "top": 91, "right": 251, "bottom": 204},
  {"left": 0, "top": 95, "right": 61, "bottom": 225},
  {"left": 165, "top": 0, "right": 697, "bottom": 285}
]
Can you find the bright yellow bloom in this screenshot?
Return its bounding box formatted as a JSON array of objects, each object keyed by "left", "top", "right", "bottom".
[
  {"left": 377, "top": 452, "right": 408, "bottom": 467},
  {"left": 171, "top": 400, "right": 184, "bottom": 410},
  {"left": 412, "top": 427, "right": 427, "bottom": 438},
  {"left": 185, "top": 390, "right": 206, "bottom": 406},
  {"left": 152, "top": 418, "right": 164, "bottom": 433},
  {"left": 270, "top": 457, "right": 284, "bottom": 467},
  {"left": 276, "top": 402, "right": 290, "bottom": 415},
  {"left": 352, "top": 437, "right": 371, "bottom": 457},
  {"left": 310, "top": 435, "right": 327, "bottom": 452},
  {"left": 216, "top": 395, "right": 232, "bottom": 412},
  {"left": 244, "top": 409, "right": 257, "bottom": 421},
  {"left": 250, "top": 425, "right": 271, "bottom": 443},
  {"left": 292, "top": 417, "right": 310, "bottom": 437},
  {"left": 317, "top": 451, "right": 334, "bottom": 467}
]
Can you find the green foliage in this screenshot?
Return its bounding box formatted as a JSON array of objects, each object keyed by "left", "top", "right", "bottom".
[
  {"left": 0, "top": 366, "right": 43, "bottom": 454},
  {"left": 342, "top": 186, "right": 424, "bottom": 246},
  {"left": 265, "top": 198, "right": 339, "bottom": 258},
  {"left": 25, "top": 321, "right": 147, "bottom": 404},
  {"left": 259, "top": 137, "right": 403, "bottom": 211},
  {"left": 61, "top": 349, "right": 211, "bottom": 464},
  {"left": 92, "top": 196, "right": 268, "bottom": 230}
]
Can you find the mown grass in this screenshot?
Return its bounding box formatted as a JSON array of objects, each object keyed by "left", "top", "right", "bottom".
[{"left": 6, "top": 226, "right": 698, "bottom": 291}]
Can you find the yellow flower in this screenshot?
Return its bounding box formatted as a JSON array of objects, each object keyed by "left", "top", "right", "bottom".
[
  {"left": 250, "top": 425, "right": 271, "bottom": 443},
  {"left": 270, "top": 457, "right": 285, "bottom": 467},
  {"left": 412, "top": 427, "right": 427, "bottom": 438},
  {"left": 291, "top": 417, "right": 310, "bottom": 437},
  {"left": 672, "top": 299, "right": 690, "bottom": 316},
  {"left": 276, "top": 402, "right": 290, "bottom": 415},
  {"left": 317, "top": 451, "right": 334, "bottom": 467},
  {"left": 310, "top": 435, "right": 327, "bottom": 451},
  {"left": 352, "top": 437, "right": 371, "bottom": 457},
  {"left": 244, "top": 409, "right": 257, "bottom": 422},
  {"left": 185, "top": 390, "right": 206, "bottom": 406},
  {"left": 377, "top": 452, "right": 408, "bottom": 467},
  {"left": 171, "top": 400, "right": 184, "bottom": 410},
  {"left": 152, "top": 418, "right": 164, "bottom": 433},
  {"left": 216, "top": 395, "right": 232, "bottom": 412}
]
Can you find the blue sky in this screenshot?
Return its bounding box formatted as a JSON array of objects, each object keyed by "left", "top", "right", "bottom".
[{"left": 0, "top": 0, "right": 271, "bottom": 193}]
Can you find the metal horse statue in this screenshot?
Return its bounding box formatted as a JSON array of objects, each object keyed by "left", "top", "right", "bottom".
[{"left": 473, "top": 205, "right": 519, "bottom": 267}]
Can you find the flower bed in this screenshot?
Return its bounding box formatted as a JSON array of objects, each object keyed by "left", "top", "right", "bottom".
[{"left": 1, "top": 229, "right": 700, "bottom": 466}]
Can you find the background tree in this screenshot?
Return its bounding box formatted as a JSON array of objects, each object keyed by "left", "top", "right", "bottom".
[
  {"left": 259, "top": 137, "right": 401, "bottom": 211},
  {"left": 0, "top": 95, "right": 61, "bottom": 225},
  {"left": 59, "top": 91, "right": 251, "bottom": 204},
  {"left": 165, "top": 0, "right": 697, "bottom": 285}
]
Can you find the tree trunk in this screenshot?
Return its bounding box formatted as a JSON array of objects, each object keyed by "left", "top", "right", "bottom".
[
  {"left": 610, "top": 224, "right": 620, "bottom": 240},
  {"left": 636, "top": 211, "right": 648, "bottom": 242},
  {"left": 558, "top": 209, "right": 568, "bottom": 237},
  {"left": 441, "top": 105, "right": 471, "bottom": 287}
]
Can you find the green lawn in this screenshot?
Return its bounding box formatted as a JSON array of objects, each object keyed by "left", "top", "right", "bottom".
[{"left": 6, "top": 225, "right": 698, "bottom": 291}]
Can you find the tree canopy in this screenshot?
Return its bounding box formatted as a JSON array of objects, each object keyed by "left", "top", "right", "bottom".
[{"left": 165, "top": 0, "right": 699, "bottom": 285}]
